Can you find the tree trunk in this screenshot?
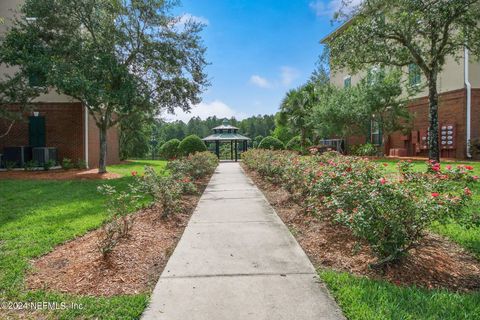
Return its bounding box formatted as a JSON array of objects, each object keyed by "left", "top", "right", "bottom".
[
  {"left": 427, "top": 71, "right": 440, "bottom": 162},
  {"left": 300, "top": 127, "right": 306, "bottom": 152},
  {"left": 99, "top": 124, "right": 108, "bottom": 173}
]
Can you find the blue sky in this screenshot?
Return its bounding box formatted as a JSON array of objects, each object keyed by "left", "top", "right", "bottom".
[{"left": 166, "top": 0, "right": 346, "bottom": 122}]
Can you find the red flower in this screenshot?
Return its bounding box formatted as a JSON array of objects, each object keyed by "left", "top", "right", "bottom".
[
  {"left": 431, "top": 165, "right": 440, "bottom": 172},
  {"left": 346, "top": 167, "right": 352, "bottom": 172},
  {"left": 446, "top": 165, "right": 452, "bottom": 170},
  {"left": 465, "top": 165, "right": 474, "bottom": 171},
  {"left": 383, "top": 163, "right": 389, "bottom": 167},
  {"left": 379, "top": 177, "right": 387, "bottom": 185},
  {"left": 131, "top": 171, "right": 138, "bottom": 176},
  {"left": 464, "top": 187, "right": 472, "bottom": 196},
  {"left": 431, "top": 192, "right": 440, "bottom": 198}
]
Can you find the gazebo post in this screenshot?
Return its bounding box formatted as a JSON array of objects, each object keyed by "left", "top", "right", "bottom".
[
  {"left": 215, "top": 140, "right": 220, "bottom": 159},
  {"left": 234, "top": 140, "right": 238, "bottom": 162},
  {"left": 230, "top": 140, "right": 233, "bottom": 160}
]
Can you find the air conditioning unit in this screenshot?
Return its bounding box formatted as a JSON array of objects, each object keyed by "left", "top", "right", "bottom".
[
  {"left": 3, "top": 146, "right": 33, "bottom": 167},
  {"left": 32, "top": 147, "right": 58, "bottom": 166}
]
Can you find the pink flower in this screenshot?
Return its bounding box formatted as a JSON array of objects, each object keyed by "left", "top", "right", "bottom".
[
  {"left": 464, "top": 187, "right": 472, "bottom": 196},
  {"left": 431, "top": 192, "right": 440, "bottom": 198},
  {"left": 446, "top": 165, "right": 452, "bottom": 170},
  {"left": 131, "top": 171, "right": 138, "bottom": 176},
  {"left": 473, "top": 176, "right": 478, "bottom": 181},
  {"left": 379, "top": 177, "right": 387, "bottom": 185}
]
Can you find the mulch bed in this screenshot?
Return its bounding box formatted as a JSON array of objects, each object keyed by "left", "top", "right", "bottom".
[
  {"left": 0, "top": 169, "right": 121, "bottom": 180},
  {"left": 26, "top": 177, "right": 210, "bottom": 296},
  {"left": 242, "top": 164, "right": 480, "bottom": 292}
]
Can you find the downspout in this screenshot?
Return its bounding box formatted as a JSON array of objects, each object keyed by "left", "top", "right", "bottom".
[
  {"left": 84, "top": 105, "right": 90, "bottom": 169},
  {"left": 464, "top": 46, "right": 472, "bottom": 158}
]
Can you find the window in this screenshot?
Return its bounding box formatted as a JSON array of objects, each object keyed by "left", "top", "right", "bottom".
[
  {"left": 371, "top": 119, "right": 382, "bottom": 146},
  {"left": 408, "top": 63, "right": 421, "bottom": 86},
  {"left": 344, "top": 76, "right": 351, "bottom": 88}
]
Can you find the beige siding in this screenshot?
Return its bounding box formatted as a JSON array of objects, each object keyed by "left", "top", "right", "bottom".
[
  {"left": 0, "top": 0, "right": 77, "bottom": 103},
  {"left": 329, "top": 53, "right": 468, "bottom": 97},
  {"left": 470, "top": 56, "right": 480, "bottom": 89}
]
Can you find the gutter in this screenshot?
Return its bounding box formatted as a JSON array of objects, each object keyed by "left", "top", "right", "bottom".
[
  {"left": 84, "top": 105, "right": 90, "bottom": 168},
  {"left": 465, "top": 46, "right": 472, "bottom": 158}
]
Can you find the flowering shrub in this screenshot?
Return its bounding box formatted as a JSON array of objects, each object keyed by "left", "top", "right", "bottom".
[
  {"left": 97, "top": 184, "right": 141, "bottom": 257},
  {"left": 167, "top": 151, "right": 218, "bottom": 180},
  {"left": 136, "top": 166, "right": 183, "bottom": 218},
  {"left": 242, "top": 149, "right": 477, "bottom": 264},
  {"left": 97, "top": 152, "right": 218, "bottom": 257}
]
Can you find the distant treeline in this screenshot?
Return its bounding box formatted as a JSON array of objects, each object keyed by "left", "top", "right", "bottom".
[{"left": 121, "top": 115, "right": 275, "bottom": 159}]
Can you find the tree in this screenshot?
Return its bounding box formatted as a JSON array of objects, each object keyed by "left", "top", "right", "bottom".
[
  {"left": 258, "top": 136, "right": 284, "bottom": 150},
  {"left": 1, "top": 0, "right": 208, "bottom": 172},
  {"left": 311, "top": 69, "right": 412, "bottom": 147},
  {"left": 325, "top": 0, "right": 480, "bottom": 161},
  {"left": 279, "top": 83, "right": 318, "bottom": 151}
]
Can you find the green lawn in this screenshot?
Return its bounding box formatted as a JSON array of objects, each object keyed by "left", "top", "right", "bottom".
[
  {"left": 320, "top": 270, "right": 480, "bottom": 320},
  {"left": 374, "top": 159, "right": 480, "bottom": 258},
  {"left": 0, "top": 160, "right": 166, "bottom": 319},
  {"left": 107, "top": 159, "right": 167, "bottom": 177}
]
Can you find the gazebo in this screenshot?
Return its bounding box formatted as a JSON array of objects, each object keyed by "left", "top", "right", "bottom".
[{"left": 202, "top": 119, "right": 251, "bottom": 161}]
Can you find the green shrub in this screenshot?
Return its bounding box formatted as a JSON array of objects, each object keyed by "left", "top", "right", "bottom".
[
  {"left": 258, "top": 136, "right": 284, "bottom": 150},
  {"left": 242, "top": 149, "right": 476, "bottom": 265},
  {"left": 350, "top": 143, "right": 378, "bottom": 156},
  {"left": 179, "top": 135, "right": 207, "bottom": 156},
  {"left": 24, "top": 160, "right": 38, "bottom": 171},
  {"left": 61, "top": 158, "right": 74, "bottom": 170},
  {"left": 5, "top": 160, "right": 17, "bottom": 170},
  {"left": 285, "top": 135, "right": 312, "bottom": 152},
  {"left": 75, "top": 158, "right": 87, "bottom": 169},
  {"left": 43, "top": 159, "right": 56, "bottom": 171},
  {"left": 253, "top": 135, "right": 264, "bottom": 148},
  {"left": 159, "top": 139, "right": 181, "bottom": 160}
]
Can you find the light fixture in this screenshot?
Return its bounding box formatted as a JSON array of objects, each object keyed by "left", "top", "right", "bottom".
[{"left": 33, "top": 111, "right": 39, "bottom": 117}]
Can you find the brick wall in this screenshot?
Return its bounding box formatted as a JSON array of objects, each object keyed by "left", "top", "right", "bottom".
[
  {"left": 404, "top": 89, "right": 467, "bottom": 159},
  {"left": 0, "top": 103, "right": 121, "bottom": 167},
  {"left": 0, "top": 103, "right": 85, "bottom": 162},
  {"left": 345, "top": 88, "right": 477, "bottom": 160}
]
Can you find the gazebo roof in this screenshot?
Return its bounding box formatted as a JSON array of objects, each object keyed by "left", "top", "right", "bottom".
[
  {"left": 212, "top": 119, "right": 239, "bottom": 131},
  {"left": 202, "top": 132, "right": 251, "bottom": 141}
]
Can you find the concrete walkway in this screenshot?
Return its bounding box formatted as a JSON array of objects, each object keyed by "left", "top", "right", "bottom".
[{"left": 142, "top": 162, "right": 344, "bottom": 320}]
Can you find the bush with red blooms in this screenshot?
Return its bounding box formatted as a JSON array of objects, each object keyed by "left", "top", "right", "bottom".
[{"left": 242, "top": 150, "right": 477, "bottom": 265}]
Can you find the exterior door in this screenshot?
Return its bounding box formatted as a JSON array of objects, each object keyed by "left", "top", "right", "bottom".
[{"left": 29, "top": 116, "right": 46, "bottom": 147}]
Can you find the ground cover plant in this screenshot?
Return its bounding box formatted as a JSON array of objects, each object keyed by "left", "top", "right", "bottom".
[
  {"left": 242, "top": 151, "right": 480, "bottom": 319},
  {"left": 0, "top": 154, "right": 217, "bottom": 319}
]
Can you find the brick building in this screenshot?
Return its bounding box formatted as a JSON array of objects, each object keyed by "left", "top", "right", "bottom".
[
  {"left": 0, "top": 0, "right": 120, "bottom": 168},
  {"left": 321, "top": 23, "right": 480, "bottom": 160}
]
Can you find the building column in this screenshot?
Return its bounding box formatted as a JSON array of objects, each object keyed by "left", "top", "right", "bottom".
[
  {"left": 234, "top": 140, "right": 238, "bottom": 162},
  {"left": 215, "top": 140, "right": 220, "bottom": 158}
]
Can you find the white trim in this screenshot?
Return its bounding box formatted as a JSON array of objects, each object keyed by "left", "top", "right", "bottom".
[
  {"left": 465, "top": 47, "right": 472, "bottom": 158},
  {"left": 84, "top": 105, "right": 90, "bottom": 168}
]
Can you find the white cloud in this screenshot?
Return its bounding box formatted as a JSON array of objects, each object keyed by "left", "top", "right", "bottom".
[
  {"left": 249, "top": 75, "right": 273, "bottom": 89},
  {"left": 164, "top": 100, "right": 246, "bottom": 123},
  {"left": 280, "top": 66, "right": 300, "bottom": 86},
  {"left": 309, "top": 0, "right": 363, "bottom": 17},
  {"left": 177, "top": 13, "right": 209, "bottom": 26}
]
